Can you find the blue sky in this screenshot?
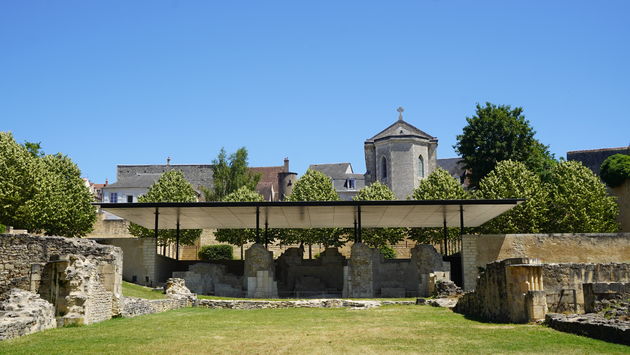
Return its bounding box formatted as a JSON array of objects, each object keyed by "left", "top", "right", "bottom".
[{"left": 1, "top": 1, "right": 628, "bottom": 183}]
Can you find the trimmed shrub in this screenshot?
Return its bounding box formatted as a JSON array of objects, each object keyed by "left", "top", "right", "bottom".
[
  {"left": 600, "top": 153, "right": 630, "bottom": 188},
  {"left": 198, "top": 244, "right": 233, "bottom": 261},
  {"left": 378, "top": 245, "right": 396, "bottom": 259}
]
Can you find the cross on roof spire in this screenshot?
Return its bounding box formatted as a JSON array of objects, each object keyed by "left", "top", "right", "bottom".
[{"left": 397, "top": 106, "right": 404, "bottom": 121}]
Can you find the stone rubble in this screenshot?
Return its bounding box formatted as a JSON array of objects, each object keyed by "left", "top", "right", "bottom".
[
  {"left": 196, "top": 298, "right": 415, "bottom": 310},
  {"left": 545, "top": 313, "right": 630, "bottom": 345},
  {"left": 0, "top": 288, "right": 56, "bottom": 341}
]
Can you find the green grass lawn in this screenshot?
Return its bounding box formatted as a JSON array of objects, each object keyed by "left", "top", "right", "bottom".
[
  {"left": 1, "top": 306, "right": 628, "bottom": 355},
  {"left": 121, "top": 281, "right": 166, "bottom": 299}
]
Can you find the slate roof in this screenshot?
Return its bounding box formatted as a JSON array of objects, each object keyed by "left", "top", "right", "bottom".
[
  {"left": 250, "top": 165, "right": 286, "bottom": 197},
  {"left": 365, "top": 119, "right": 436, "bottom": 143},
  {"left": 437, "top": 157, "right": 465, "bottom": 180},
  {"left": 309, "top": 163, "right": 353, "bottom": 178},
  {"left": 102, "top": 174, "right": 161, "bottom": 189},
  {"left": 567, "top": 147, "right": 630, "bottom": 176}
]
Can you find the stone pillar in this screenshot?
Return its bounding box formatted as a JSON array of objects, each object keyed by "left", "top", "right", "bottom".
[
  {"left": 411, "top": 244, "right": 450, "bottom": 297},
  {"left": 345, "top": 243, "right": 376, "bottom": 298},
  {"left": 244, "top": 243, "right": 277, "bottom": 298}
]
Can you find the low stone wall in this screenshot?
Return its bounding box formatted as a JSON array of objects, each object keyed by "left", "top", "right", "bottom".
[
  {"left": 0, "top": 289, "right": 56, "bottom": 341},
  {"left": 583, "top": 282, "right": 630, "bottom": 313},
  {"left": 545, "top": 313, "right": 630, "bottom": 346},
  {"left": 120, "top": 297, "right": 190, "bottom": 318},
  {"left": 196, "top": 299, "right": 415, "bottom": 310},
  {"left": 462, "top": 233, "right": 630, "bottom": 291}
]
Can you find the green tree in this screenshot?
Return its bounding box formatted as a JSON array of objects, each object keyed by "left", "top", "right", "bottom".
[
  {"left": 20, "top": 154, "right": 97, "bottom": 237},
  {"left": 0, "top": 133, "right": 95, "bottom": 237},
  {"left": 476, "top": 160, "right": 549, "bottom": 233},
  {"left": 600, "top": 153, "right": 630, "bottom": 188},
  {"left": 353, "top": 182, "right": 405, "bottom": 248},
  {"left": 128, "top": 170, "right": 202, "bottom": 245},
  {"left": 454, "top": 102, "right": 555, "bottom": 188},
  {"left": 23, "top": 141, "right": 44, "bottom": 157},
  {"left": 0, "top": 132, "right": 39, "bottom": 229},
  {"left": 546, "top": 161, "right": 619, "bottom": 233},
  {"left": 408, "top": 168, "right": 469, "bottom": 246},
  {"left": 214, "top": 186, "right": 282, "bottom": 258},
  {"left": 286, "top": 169, "right": 343, "bottom": 257},
  {"left": 203, "top": 147, "right": 261, "bottom": 201}
]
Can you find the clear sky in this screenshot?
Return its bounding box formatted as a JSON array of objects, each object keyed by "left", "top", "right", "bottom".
[{"left": 1, "top": 1, "right": 628, "bottom": 183}]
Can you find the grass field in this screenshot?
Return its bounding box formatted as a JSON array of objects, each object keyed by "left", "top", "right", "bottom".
[{"left": 1, "top": 305, "right": 628, "bottom": 354}]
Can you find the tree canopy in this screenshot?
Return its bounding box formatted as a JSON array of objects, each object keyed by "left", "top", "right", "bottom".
[
  {"left": 0, "top": 132, "right": 96, "bottom": 237},
  {"left": 600, "top": 153, "right": 630, "bottom": 188},
  {"left": 128, "top": 170, "right": 202, "bottom": 245},
  {"left": 454, "top": 102, "right": 555, "bottom": 188},
  {"left": 286, "top": 169, "right": 344, "bottom": 254},
  {"left": 546, "top": 161, "right": 618, "bottom": 233},
  {"left": 408, "top": 168, "right": 469, "bottom": 245},
  {"left": 476, "top": 160, "right": 549, "bottom": 234},
  {"left": 203, "top": 147, "right": 261, "bottom": 201},
  {"left": 353, "top": 181, "right": 405, "bottom": 248}
]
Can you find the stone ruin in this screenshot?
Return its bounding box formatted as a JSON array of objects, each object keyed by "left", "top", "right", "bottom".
[{"left": 0, "top": 233, "right": 123, "bottom": 340}]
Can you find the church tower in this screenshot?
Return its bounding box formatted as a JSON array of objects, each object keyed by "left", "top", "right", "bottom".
[{"left": 364, "top": 107, "right": 438, "bottom": 199}]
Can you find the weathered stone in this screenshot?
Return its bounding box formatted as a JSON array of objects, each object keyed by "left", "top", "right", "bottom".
[
  {"left": 0, "top": 288, "right": 56, "bottom": 341},
  {"left": 410, "top": 244, "right": 450, "bottom": 297},
  {"left": 344, "top": 243, "right": 377, "bottom": 298},
  {"left": 120, "top": 296, "right": 190, "bottom": 318},
  {"left": 434, "top": 280, "right": 463, "bottom": 298},
  {"left": 244, "top": 244, "right": 277, "bottom": 298},
  {"left": 196, "top": 298, "right": 414, "bottom": 310},
  {"left": 164, "top": 278, "right": 195, "bottom": 302},
  {"left": 427, "top": 298, "right": 459, "bottom": 308},
  {"left": 545, "top": 313, "right": 630, "bottom": 345}
]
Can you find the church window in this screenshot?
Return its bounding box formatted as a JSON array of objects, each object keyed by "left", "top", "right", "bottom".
[
  {"left": 419, "top": 155, "right": 425, "bottom": 178},
  {"left": 381, "top": 157, "right": 387, "bottom": 180}
]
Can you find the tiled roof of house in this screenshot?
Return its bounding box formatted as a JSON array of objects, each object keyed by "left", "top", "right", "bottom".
[
  {"left": 309, "top": 163, "right": 353, "bottom": 178},
  {"left": 437, "top": 157, "right": 465, "bottom": 179}
]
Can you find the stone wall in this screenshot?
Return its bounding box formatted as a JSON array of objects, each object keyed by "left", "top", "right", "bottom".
[
  {"left": 455, "top": 258, "right": 630, "bottom": 323},
  {"left": 92, "top": 237, "right": 156, "bottom": 286},
  {"left": 0, "top": 233, "right": 123, "bottom": 338},
  {"left": 120, "top": 297, "right": 190, "bottom": 318},
  {"left": 0, "top": 288, "right": 56, "bottom": 341},
  {"left": 462, "top": 233, "right": 630, "bottom": 291},
  {"left": 542, "top": 263, "right": 630, "bottom": 313}
]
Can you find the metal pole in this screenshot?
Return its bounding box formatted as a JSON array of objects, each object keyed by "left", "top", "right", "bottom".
[
  {"left": 264, "top": 221, "right": 269, "bottom": 249},
  {"left": 154, "top": 208, "right": 159, "bottom": 253},
  {"left": 443, "top": 217, "right": 448, "bottom": 255},
  {"left": 176, "top": 219, "right": 180, "bottom": 260},
  {"left": 459, "top": 205, "right": 464, "bottom": 236},
  {"left": 353, "top": 220, "right": 358, "bottom": 243},
  {"left": 255, "top": 206, "right": 260, "bottom": 244},
  {"left": 357, "top": 205, "right": 362, "bottom": 243}
]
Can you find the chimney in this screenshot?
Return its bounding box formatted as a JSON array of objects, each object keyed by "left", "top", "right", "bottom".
[
  {"left": 105, "top": 178, "right": 108, "bottom": 186},
  {"left": 166, "top": 157, "right": 171, "bottom": 166},
  {"left": 284, "top": 157, "right": 289, "bottom": 172}
]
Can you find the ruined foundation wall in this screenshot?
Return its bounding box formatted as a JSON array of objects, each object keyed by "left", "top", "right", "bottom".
[{"left": 462, "top": 233, "right": 630, "bottom": 291}]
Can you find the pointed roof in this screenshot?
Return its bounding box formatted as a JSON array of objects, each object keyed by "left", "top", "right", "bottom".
[{"left": 365, "top": 118, "right": 436, "bottom": 143}]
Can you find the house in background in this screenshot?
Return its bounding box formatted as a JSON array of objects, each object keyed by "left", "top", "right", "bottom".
[
  {"left": 309, "top": 163, "right": 366, "bottom": 201},
  {"left": 567, "top": 147, "right": 630, "bottom": 176}
]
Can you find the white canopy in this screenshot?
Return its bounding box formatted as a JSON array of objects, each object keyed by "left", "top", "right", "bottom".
[{"left": 99, "top": 199, "right": 523, "bottom": 230}]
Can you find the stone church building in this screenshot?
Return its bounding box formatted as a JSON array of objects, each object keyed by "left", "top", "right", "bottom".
[{"left": 313, "top": 107, "right": 462, "bottom": 200}]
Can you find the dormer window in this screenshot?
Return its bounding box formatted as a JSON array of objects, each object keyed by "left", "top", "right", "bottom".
[{"left": 344, "top": 178, "right": 356, "bottom": 190}]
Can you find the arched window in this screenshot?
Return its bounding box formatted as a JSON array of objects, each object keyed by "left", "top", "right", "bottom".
[
  {"left": 381, "top": 157, "right": 387, "bottom": 180},
  {"left": 418, "top": 155, "right": 425, "bottom": 178}
]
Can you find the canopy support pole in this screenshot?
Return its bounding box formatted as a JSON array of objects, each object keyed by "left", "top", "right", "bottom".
[
  {"left": 264, "top": 221, "right": 269, "bottom": 249},
  {"left": 459, "top": 205, "right": 464, "bottom": 235},
  {"left": 443, "top": 217, "right": 448, "bottom": 255},
  {"left": 176, "top": 218, "right": 180, "bottom": 260},
  {"left": 154, "top": 207, "right": 159, "bottom": 254},
  {"left": 255, "top": 206, "right": 260, "bottom": 244},
  {"left": 357, "top": 205, "right": 362, "bottom": 243}
]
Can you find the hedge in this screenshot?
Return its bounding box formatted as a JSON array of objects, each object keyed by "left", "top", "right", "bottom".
[{"left": 198, "top": 244, "right": 234, "bottom": 261}]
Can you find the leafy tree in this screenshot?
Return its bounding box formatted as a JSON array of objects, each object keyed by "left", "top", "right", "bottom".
[
  {"left": 353, "top": 181, "right": 405, "bottom": 248},
  {"left": 214, "top": 186, "right": 281, "bottom": 257},
  {"left": 23, "top": 141, "right": 44, "bottom": 157},
  {"left": 546, "top": 161, "right": 618, "bottom": 233},
  {"left": 203, "top": 147, "right": 261, "bottom": 201},
  {"left": 454, "top": 102, "right": 555, "bottom": 188},
  {"left": 408, "top": 168, "right": 469, "bottom": 245},
  {"left": 0, "top": 133, "right": 95, "bottom": 237},
  {"left": 21, "top": 154, "right": 97, "bottom": 237},
  {"left": 600, "top": 153, "right": 630, "bottom": 188},
  {"left": 286, "top": 169, "right": 344, "bottom": 257},
  {"left": 476, "top": 160, "right": 549, "bottom": 233},
  {"left": 198, "top": 245, "right": 233, "bottom": 261},
  {"left": 128, "top": 170, "right": 202, "bottom": 245},
  {"left": 0, "top": 132, "right": 39, "bottom": 229}
]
